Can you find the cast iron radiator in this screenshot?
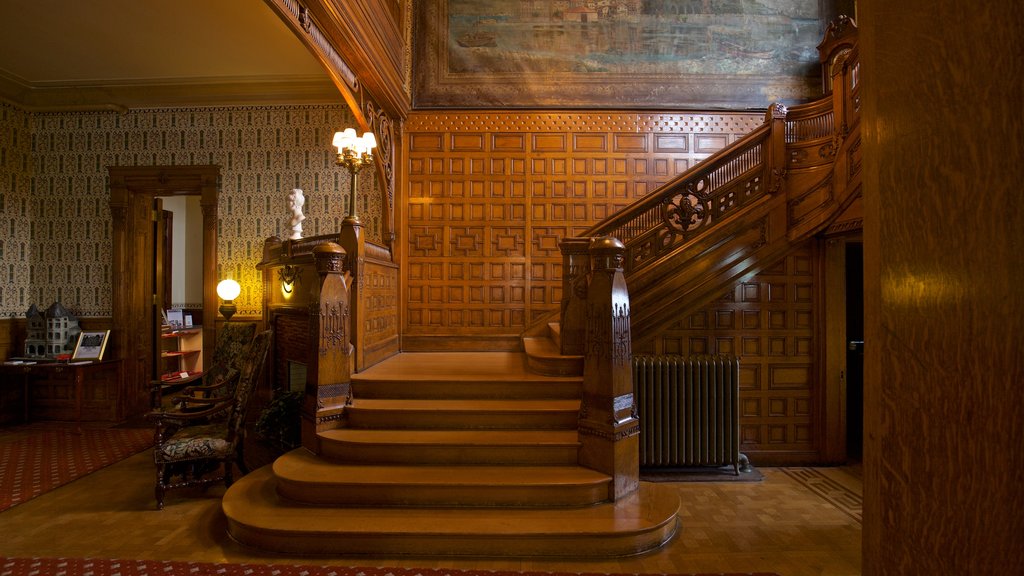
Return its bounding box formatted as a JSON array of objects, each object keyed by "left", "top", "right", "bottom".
[{"left": 633, "top": 354, "right": 750, "bottom": 474}]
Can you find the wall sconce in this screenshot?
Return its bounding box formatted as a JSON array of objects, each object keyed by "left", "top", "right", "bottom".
[
  {"left": 278, "top": 265, "right": 301, "bottom": 298},
  {"left": 216, "top": 279, "right": 241, "bottom": 321},
  {"left": 332, "top": 128, "right": 376, "bottom": 223}
]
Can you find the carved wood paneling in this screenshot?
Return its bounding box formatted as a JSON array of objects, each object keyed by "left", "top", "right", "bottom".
[
  {"left": 362, "top": 256, "right": 399, "bottom": 366},
  {"left": 27, "top": 361, "right": 121, "bottom": 422},
  {"left": 404, "top": 111, "right": 762, "bottom": 343},
  {"left": 272, "top": 312, "right": 310, "bottom": 393},
  {"left": 646, "top": 244, "right": 820, "bottom": 464}
]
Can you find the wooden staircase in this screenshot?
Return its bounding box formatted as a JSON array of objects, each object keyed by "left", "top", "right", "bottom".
[
  {"left": 224, "top": 352, "right": 680, "bottom": 557},
  {"left": 227, "top": 16, "right": 861, "bottom": 560}
]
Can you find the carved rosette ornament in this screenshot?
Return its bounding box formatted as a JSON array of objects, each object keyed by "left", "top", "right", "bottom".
[{"left": 663, "top": 177, "right": 711, "bottom": 239}]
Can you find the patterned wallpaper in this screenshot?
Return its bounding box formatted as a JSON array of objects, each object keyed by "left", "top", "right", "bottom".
[
  {"left": 0, "top": 102, "right": 33, "bottom": 319},
  {"left": 0, "top": 101, "right": 382, "bottom": 318}
]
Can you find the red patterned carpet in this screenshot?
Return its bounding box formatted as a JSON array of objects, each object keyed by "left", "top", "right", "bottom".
[
  {"left": 0, "top": 423, "right": 153, "bottom": 511},
  {"left": 0, "top": 557, "right": 778, "bottom": 576}
]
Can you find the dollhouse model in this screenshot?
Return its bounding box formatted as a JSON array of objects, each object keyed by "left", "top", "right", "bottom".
[{"left": 23, "top": 302, "right": 81, "bottom": 358}]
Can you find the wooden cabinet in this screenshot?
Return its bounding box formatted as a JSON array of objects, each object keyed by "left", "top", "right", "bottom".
[
  {"left": 0, "top": 360, "right": 123, "bottom": 426},
  {"left": 159, "top": 327, "right": 204, "bottom": 387}
]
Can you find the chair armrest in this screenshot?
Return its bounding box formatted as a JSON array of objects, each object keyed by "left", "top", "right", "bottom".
[
  {"left": 147, "top": 399, "right": 232, "bottom": 425},
  {"left": 180, "top": 366, "right": 240, "bottom": 399},
  {"left": 171, "top": 395, "right": 223, "bottom": 412}
]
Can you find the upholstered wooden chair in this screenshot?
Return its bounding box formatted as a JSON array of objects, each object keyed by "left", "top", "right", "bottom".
[
  {"left": 175, "top": 321, "right": 257, "bottom": 403},
  {"left": 147, "top": 329, "right": 272, "bottom": 510},
  {"left": 152, "top": 322, "right": 257, "bottom": 409}
]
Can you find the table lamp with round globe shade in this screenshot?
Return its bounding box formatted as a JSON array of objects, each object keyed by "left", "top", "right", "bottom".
[{"left": 216, "top": 279, "right": 241, "bottom": 321}]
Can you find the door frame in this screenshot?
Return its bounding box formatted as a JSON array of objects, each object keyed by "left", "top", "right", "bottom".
[
  {"left": 821, "top": 231, "right": 863, "bottom": 463},
  {"left": 109, "top": 165, "right": 219, "bottom": 418}
]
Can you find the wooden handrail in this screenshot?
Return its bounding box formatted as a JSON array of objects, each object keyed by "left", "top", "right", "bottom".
[
  {"left": 558, "top": 16, "right": 860, "bottom": 346},
  {"left": 518, "top": 16, "right": 862, "bottom": 503},
  {"left": 582, "top": 122, "right": 772, "bottom": 271}
]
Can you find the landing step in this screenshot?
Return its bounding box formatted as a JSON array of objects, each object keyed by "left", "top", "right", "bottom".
[
  {"left": 351, "top": 352, "right": 582, "bottom": 399},
  {"left": 346, "top": 398, "right": 580, "bottom": 429},
  {"left": 318, "top": 428, "right": 580, "bottom": 465},
  {"left": 273, "top": 449, "right": 612, "bottom": 507},
  {"left": 522, "top": 337, "right": 584, "bottom": 377},
  {"left": 224, "top": 465, "right": 681, "bottom": 557}
]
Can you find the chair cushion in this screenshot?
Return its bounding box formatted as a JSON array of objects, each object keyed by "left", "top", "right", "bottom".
[{"left": 155, "top": 423, "right": 231, "bottom": 462}]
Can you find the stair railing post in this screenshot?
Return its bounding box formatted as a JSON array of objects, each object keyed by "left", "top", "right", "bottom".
[
  {"left": 765, "top": 101, "right": 788, "bottom": 195},
  {"left": 579, "top": 236, "right": 640, "bottom": 500},
  {"left": 301, "top": 242, "right": 353, "bottom": 453},
  {"left": 559, "top": 237, "right": 591, "bottom": 356},
  {"left": 339, "top": 218, "right": 366, "bottom": 372}
]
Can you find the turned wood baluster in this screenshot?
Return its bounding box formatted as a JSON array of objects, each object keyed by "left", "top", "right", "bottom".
[
  {"left": 558, "top": 237, "right": 591, "bottom": 357},
  {"left": 301, "top": 242, "right": 353, "bottom": 453},
  {"left": 578, "top": 236, "right": 639, "bottom": 500}
]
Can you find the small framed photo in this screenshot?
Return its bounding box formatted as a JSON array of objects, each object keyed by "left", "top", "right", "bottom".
[
  {"left": 72, "top": 330, "right": 110, "bottom": 361},
  {"left": 166, "top": 309, "right": 184, "bottom": 329}
]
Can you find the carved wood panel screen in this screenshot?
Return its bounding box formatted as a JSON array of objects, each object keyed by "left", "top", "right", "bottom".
[
  {"left": 403, "top": 110, "right": 763, "bottom": 349},
  {"left": 643, "top": 244, "right": 821, "bottom": 464}
]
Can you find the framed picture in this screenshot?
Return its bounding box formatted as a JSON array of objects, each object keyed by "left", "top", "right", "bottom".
[
  {"left": 413, "top": 0, "right": 845, "bottom": 109},
  {"left": 72, "top": 330, "right": 110, "bottom": 361},
  {"left": 165, "top": 309, "right": 184, "bottom": 329}
]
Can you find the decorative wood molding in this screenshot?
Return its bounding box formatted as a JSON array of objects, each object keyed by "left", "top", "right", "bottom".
[
  {"left": 0, "top": 70, "right": 338, "bottom": 112},
  {"left": 364, "top": 101, "right": 398, "bottom": 247},
  {"left": 108, "top": 165, "right": 219, "bottom": 418},
  {"left": 265, "top": 0, "right": 409, "bottom": 120}
]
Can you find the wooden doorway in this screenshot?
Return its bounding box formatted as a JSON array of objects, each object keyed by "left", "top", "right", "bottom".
[
  {"left": 108, "top": 165, "right": 219, "bottom": 418},
  {"left": 822, "top": 233, "right": 864, "bottom": 463}
]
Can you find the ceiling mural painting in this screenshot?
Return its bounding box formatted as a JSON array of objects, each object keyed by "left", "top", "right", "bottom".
[{"left": 414, "top": 0, "right": 835, "bottom": 109}]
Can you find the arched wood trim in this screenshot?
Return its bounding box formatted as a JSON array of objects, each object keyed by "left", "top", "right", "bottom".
[{"left": 108, "top": 165, "right": 219, "bottom": 418}]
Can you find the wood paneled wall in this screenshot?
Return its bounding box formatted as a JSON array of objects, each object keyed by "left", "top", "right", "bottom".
[
  {"left": 641, "top": 244, "right": 822, "bottom": 464},
  {"left": 403, "top": 110, "right": 763, "bottom": 348},
  {"left": 362, "top": 255, "right": 400, "bottom": 366},
  {"left": 860, "top": 0, "right": 1024, "bottom": 572}
]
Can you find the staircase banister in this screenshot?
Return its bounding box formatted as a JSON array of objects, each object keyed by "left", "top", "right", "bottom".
[{"left": 581, "top": 121, "right": 773, "bottom": 239}]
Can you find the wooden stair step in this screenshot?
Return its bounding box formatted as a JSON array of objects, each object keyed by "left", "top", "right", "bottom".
[
  {"left": 225, "top": 465, "right": 681, "bottom": 557},
  {"left": 318, "top": 428, "right": 580, "bottom": 465},
  {"left": 522, "top": 336, "right": 584, "bottom": 377},
  {"left": 351, "top": 352, "right": 582, "bottom": 399},
  {"left": 346, "top": 398, "right": 581, "bottom": 429},
  {"left": 273, "top": 449, "right": 611, "bottom": 507},
  {"left": 351, "top": 377, "right": 582, "bottom": 400}
]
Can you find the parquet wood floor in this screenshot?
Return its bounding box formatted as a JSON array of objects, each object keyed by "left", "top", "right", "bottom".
[{"left": 0, "top": 446, "right": 862, "bottom": 576}]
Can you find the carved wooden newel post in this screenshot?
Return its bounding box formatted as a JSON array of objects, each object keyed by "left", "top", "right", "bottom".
[
  {"left": 301, "top": 242, "right": 353, "bottom": 453},
  {"left": 559, "top": 237, "right": 591, "bottom": 357},
  {"left": 339, "top": 217, "right": 366, "bottom": 372},
  {"left": 765, "top": 102, "right": 788, "bottom": 196},
  {"left": 579, "top": 236, "right": 639, "bottom": 500}
]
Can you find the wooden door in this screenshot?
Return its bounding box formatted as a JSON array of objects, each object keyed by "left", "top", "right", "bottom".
[
  {"left": 153, "top": 199, "right": 171, "bottom": 386},
  {"left": 109, "top": 165, "right": 220, "bottom": 420}
]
